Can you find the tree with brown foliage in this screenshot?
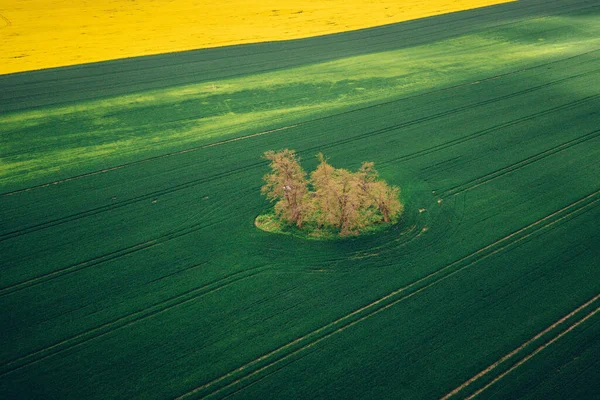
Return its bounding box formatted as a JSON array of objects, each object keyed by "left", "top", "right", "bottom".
[
  {"left": 310, "top": 154, "right": 340, "bottom": 228},
  {"left": 311, "top": 155, "right": 369, "bottom": 235},
  {"left": 261, "top": 149, "right": 309, "bottom": 228},
  {"left": 367, "top": 181, "right": 403, "bottom": 222},
  {"left": 332, "top": 167, "right": 365, "bottom": 236},
  {"left": 354, "top": 161, "right": 403, "bottom": 223}
]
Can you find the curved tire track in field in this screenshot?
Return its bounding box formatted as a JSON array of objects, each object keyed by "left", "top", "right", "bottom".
[
  {"left": 0, "top": 186, "right": 257, "bottom": 296},
  {"left": 442, "top": 293, "right": 600, "bottom": 399},
  {"left": 351, "top": 193, "right": 466, "bottom": 263},
  {"left": 173, "top": 190, "right": 600, "bottom": 400},
  {"left": 0, "top": 265, "right": 267, "bottom": 378},
  {"left": 2, "top": 48, "right": 599, "bottom": 199},
  {"left": 437, "top": 128, "right": 600, "bottom": 198},
  {"left": 3, "top": 69, "right": 598, "bottom": 243}
]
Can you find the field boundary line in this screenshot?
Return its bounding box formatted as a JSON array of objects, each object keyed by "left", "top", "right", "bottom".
[
  {"left": 439, "top": 128, "right": 600, "bottom": 198},
  {"left": 173, "top": 189, "right": 600, "bottom": 399},
  {"left": 0, "top": 0, "right": 591, "bottom": 96},
  {"left": 0, "top": 266, "right": 267, "bottom": 377},
  {"left": 3, "top": 48, "right": 599, "bottom": 198},
  {"left": 441, "top": 293, "right": 600, "bottom": 399},
  {"left": 466, "top": 304, "right": 600, "bottom": 399},
  {"left": 2, "top": 0, "right": 594, "bottom": 97}
]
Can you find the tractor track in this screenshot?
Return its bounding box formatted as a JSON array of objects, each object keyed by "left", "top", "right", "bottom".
[
  {"left": 442, "top": 293, "right": 600, "bottom": 399},
  {"left": 2, "top": 69, "right": 598, "bottom": 243},
  {"left": 173, "top": 189, "right": 600, "bottom": 399},
  {"left": 0, "top": 266, "right": 267, "bottom": 378},
  {"left": 0, "top": 187, "right": 257, "bottom": 296},
  {"left": 438, "top": 128, "right": 600, "bottom": 198}
]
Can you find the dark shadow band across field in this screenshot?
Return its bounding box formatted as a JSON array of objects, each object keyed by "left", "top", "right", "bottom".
[{"left": 1, "top": 0, "right": 598, "bottom": 113}]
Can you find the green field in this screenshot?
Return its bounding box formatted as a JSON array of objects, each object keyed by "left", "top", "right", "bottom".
[{"left": 1, "top": 0, "right": 599, "bottom": 398}]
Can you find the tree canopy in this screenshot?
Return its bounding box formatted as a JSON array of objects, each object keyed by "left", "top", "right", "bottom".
[{"left": 260, "top": 149, "right": 403, "bottom": 237}]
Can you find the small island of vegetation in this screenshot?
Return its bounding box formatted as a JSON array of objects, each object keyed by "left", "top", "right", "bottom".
[{"left": 256, "top": 149, "right": 403, "bottom": 238}]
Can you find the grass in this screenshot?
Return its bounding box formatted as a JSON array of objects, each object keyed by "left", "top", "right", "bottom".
[
  {"left": 254, "top": 211, "right": 399, "bottom": 240},
  {"left": 255, "top": 212, "right": 343, "bottom": 240},
  {"left": 1, "top": 1, "right": 599, "bottom": 399}
]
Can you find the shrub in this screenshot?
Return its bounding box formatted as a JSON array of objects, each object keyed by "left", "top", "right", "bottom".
[{"left": 261, "top": 150, "right": 403, "bottom": 237}]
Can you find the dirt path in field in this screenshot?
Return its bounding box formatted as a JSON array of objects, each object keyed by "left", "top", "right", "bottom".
[{"left": 0, "top": 0, "right": 513, "bottom": 75}]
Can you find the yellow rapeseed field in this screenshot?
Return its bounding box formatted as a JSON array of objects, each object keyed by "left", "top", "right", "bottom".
[{"left": 0, "top": 0, "right": 513, "bottom": 75}]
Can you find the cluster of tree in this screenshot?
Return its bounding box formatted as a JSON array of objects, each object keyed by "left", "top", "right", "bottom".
[{"left": 261, "top": 149, "right": 403, "bottom": 236}]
